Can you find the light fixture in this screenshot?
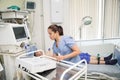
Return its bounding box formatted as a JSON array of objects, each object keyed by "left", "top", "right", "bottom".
[
  {"left": 80, "top": 16, "right": 92, "bottom": 40},
  {"left": 82, "top": 16, "right": 92, "bottom": 25}
]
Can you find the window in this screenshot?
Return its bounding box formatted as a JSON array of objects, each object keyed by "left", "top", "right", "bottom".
[
  {"left": 64, "top": 0, "right": 120, "bottom": 41},
  {"left": 104, "top": 0, "right": 120, "bottom": 38}
]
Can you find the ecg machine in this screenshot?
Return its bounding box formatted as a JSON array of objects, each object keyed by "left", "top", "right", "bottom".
[{"left": 16, "top": 55, "right": 56, "bottom": 73}]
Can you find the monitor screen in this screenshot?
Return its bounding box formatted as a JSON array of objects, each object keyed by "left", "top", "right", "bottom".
[
  {"left": 26, "top": 1, "right": 35, "bottom": 9},
  {"left": 13, "top": 27, "right": 27, "bottom": 40}
]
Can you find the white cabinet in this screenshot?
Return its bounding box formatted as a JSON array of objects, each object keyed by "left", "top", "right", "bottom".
[{"left": 51, "top": 0, "right": 63, "bottom": 23}]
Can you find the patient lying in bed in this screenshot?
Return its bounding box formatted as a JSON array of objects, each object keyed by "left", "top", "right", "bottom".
[
  {"left": 79, "top": 52, "right": 118, "bottom": 65},
  {"left": 20, "top": 42, "right": 118, "bottom": 65},
  {"left": 34, "top": 51, "right": 118, "bottom": 65}
]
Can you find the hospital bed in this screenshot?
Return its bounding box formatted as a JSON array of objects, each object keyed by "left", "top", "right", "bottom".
[
  {"left": 79, "top": 43, "right": 120, "bottom": 80},
  {"left": 16, "top": 44, "right": 120, "bottom": 80}
]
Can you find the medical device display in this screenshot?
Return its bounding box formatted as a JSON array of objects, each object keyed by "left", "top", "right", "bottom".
[
  {"left": 0, "top": 23, "right": 30, "bottom": 45},
  {"left": 25, "top": 0, "right": 36, "bottom": 11},
  {"left": 13, "top": 27, "right": 27, "bottom": 40}
]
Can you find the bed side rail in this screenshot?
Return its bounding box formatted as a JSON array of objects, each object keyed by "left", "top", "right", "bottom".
[{"left": 60, "top": 59, "right": 87, "bottom": 80}]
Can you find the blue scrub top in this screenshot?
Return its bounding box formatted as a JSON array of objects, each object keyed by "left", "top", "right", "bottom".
[{"left": 52, "top": 36, "right": 80, "bottom": 63}]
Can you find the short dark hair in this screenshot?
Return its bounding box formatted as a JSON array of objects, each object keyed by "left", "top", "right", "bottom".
[{"left": 48, "top": 24, "right": 64, "bottom": 35}]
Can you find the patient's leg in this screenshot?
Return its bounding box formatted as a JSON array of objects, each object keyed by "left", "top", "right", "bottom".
[
  {"left": 90, "top": 56, "right": 104, "bottom": 61},
  {"left": 89, "top": 56, "right": 117, "bottom": 65},
  {"left": 90, "top": 54, "right": 113, "bottom": 61},
  {"left": 89, "top": 56, "right": 105, "bottom": 64}
]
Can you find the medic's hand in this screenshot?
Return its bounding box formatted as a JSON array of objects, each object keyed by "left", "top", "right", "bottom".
[{"left": 56, "top": 55, "right": 65, "bottom": 61}]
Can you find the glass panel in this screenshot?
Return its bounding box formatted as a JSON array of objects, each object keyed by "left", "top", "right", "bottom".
[{"left": 104, "top": 0, "right": 120, "bottom": 39}]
